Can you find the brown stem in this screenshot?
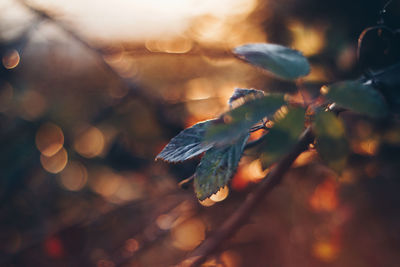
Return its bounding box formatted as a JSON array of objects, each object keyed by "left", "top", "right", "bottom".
[{"left": 178, "top": 127, "right": 314, "bottom": 267}]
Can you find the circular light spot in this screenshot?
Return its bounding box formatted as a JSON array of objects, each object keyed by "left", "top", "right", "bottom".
[
  {"left": 171, "top": 218, "right": 205, "bottom": 251},
  {"left": 240, "top": 159, "right": 268, "bottom": 182},
  {"left": 124, "top": 238, "right": 139, "bottom": 253},
  {"left": 210, "top": 186, "right": 229, "bottom": 202},
  {"left": 36, "top": 123, "right": 64, "bottom": 157},
  {"left": 312, "top": 240, "right": 339, "bottom": 262},
  {"left": 156, "top": 214, "right": 175, "bottom": 230},
  {"left": 320, "top": 85, "right": 329, "bottom": 95},
  {"left": 309, "top": 179, "right": 338, "bottom": 212},
  {"left": 199, "top": 198, "right": 215, "bottom": 207},
  {"left": 110, "top": 180, "right": 142, "bottom": 203},
  {"left": 74, "top": 126, "right": 105, "bottom": 158},
  {"left": 59, "top": 161, "right": 88, "bottom": 191},
  {"left": 220, "top": 250, "right": 241, "bottom": 267},
  {"left": 2, "top": 49, "right": 20, "bottom": 69},
  {"left": 40, "top": 147, "right": 68, "bottom": 174},
  {"left": 89, "top": 168, "right": 122, "bottom": 198}
]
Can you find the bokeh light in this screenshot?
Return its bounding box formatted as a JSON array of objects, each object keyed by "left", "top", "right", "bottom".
[
  {"left": 145, "top": 38, "right": 193, "bottom": 53},
  {"left": 73, "top": 126, "right": 105, "bottom": 158},
  {"left": 184, "top": 78, "right": 214, "bottom": 101},
  {"left": 59, "top": 161, "right": 88, "bottom": 191},
  {"left": 171, "top": 218, "right": 205, "bottom": 251},
  {"left": 293, "top": 150, "right": 317, "bottom": 167},
  {"left": 88, "top": 168, "right": 143, "bottom": 203},
  {"left": 220, "top": 250, "right": 241, "bottom": 267},
  {"left": 40, "top": 147, "right": 68, "bottom": 174},
  {"left": 309, "top": 178, "right": 338, "bottom": 212},
  {"left": 124, "top": 238, "right": 139, "bottom": 253},
  {"left": 312, "top": 240, "right": 339, "bottom": 262},
  {"left": 156, "top": 214, "right": 175, "bottom": 230},
  {"left": 199, "top": 198, "right": 216, "bottom": 207},
  {"left": 36, "top": 123, "right": 64, "bottom": 157},
  {"left": 203, "top": 250, "right": 241, "bottom": 267},
  {"left": 209, "top": 186, "right": 229, "bottom": 202},
  {"left": 232, "top": 159, "right": 269, "bottom": 191},
  {"left": 89, "top": 168, "right": 122, "bottom": 198},
  {"left": 288, "top": 21, "right": 326, "bottom": 56},
  {"left": 242, "top": 159, "right": 268, "bottom": 181},
  {"left": 351, "top": 139, "right": 379, "bottom": 156},
  {"left": 2, "top": 49, "right": 20, "bottom": 69}
]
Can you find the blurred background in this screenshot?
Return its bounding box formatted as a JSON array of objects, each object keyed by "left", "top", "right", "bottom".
[{"left": 1, "top": 0, "right": 400, "bottom": 266}]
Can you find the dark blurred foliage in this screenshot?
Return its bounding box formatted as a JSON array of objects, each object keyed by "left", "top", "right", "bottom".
[{"left": 1, "top": 0, "right": 400, "bottom": 266}]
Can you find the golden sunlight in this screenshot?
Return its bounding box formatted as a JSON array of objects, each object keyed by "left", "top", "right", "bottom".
[{"left": 29, "top": 0, "right": 260, "bottom": 42}]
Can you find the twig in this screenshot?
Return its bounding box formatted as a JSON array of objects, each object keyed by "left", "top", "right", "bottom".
[{"left": 178, "top": 127, "right": 314, "bottom": 266}]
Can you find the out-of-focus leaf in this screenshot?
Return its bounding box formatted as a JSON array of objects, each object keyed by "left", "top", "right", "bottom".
[
  {"left": 371, "top": 62, "right": 400, "bottom": 113},
  {"left": 259, "top": 107, "right": 306, "bottom": 169},
  {"left": 323, "top": 80, "right": 388, "bottom": 118},
  {"left": 156, "top": 120, "right": 215, "bottom": 162},
  {"left": 314, "top": 111, "right": 349, "bottom": 173},
  {"left": 205, "top": 94, "right": 285, "bottom": 146},
  {"left": 194, "top": 134, "right": 249, "bottom": 200},
  {"left": 233, "top": 43, "right": 310, "bottom": 80},
  {"left": 228, "top": 88, "right": 265, "bottom": 109}
]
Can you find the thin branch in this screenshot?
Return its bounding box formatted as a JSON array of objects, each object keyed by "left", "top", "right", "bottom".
[{"left": 178, "top": 127, "right": 314, "bottom": 267}]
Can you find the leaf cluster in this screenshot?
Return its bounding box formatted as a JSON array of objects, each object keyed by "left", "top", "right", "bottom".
[{"left": 157, "top": 43, "right": 391, "bottom": 201}]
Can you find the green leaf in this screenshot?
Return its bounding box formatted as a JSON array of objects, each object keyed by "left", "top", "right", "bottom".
[
  {"left": 233, "top": 43, "right": 310, "bottom": 80},
  {"left": 371, "top": 63, "right": 400, "bottom": 113},
  {"left": 228, "top": 88, "right": 265, "bottom": 109},
  {"left": 313, "top": 111, "right": 349, "bottom": 173},
  {"left": 259, "top": 107, "right": 306, "bottom": 169},
  {"left": 205, "top": 94, "right": 285, "bottom": 146},
  {"left": 323, "top": 80, "right": 388, "bottom": 118},
  {"left": 156, "top": 120, "right": 215, "bottom": 162},
  {"left": 194, "top": 134, "right": 249, "bottom": 200}
]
